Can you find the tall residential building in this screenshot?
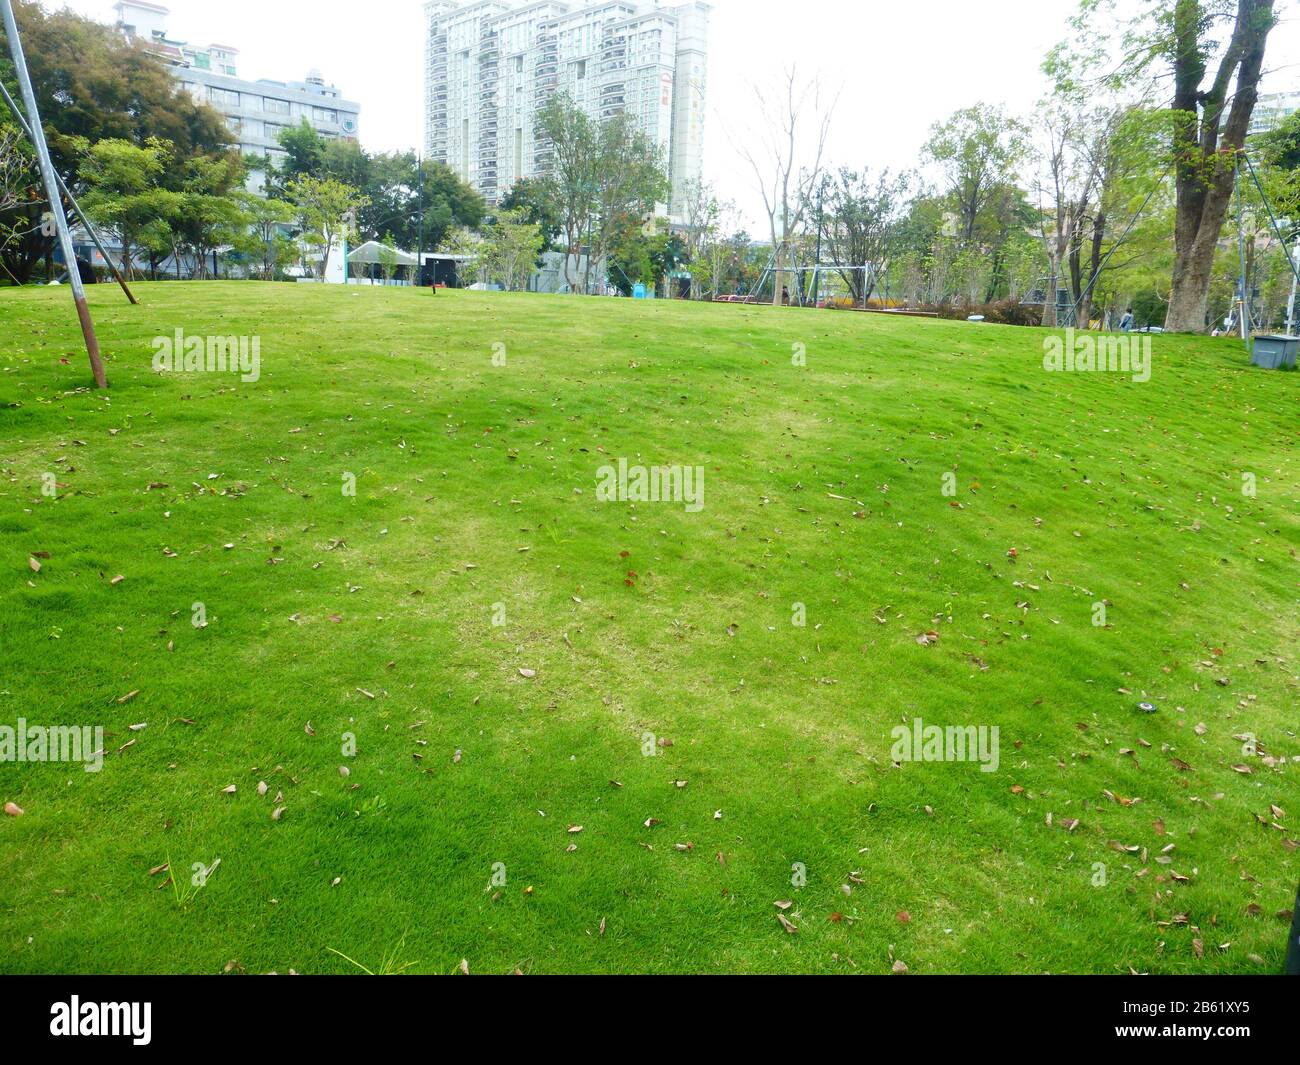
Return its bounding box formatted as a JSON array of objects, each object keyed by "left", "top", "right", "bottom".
[
  {"left": 423, "top": 0, "right": 708, "bottom": 221},
  {"left": 113, "top": 2, "right": 361, "bottom": 192}
]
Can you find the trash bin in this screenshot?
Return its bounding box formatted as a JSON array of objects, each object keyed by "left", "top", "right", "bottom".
[{"left": 1251, "top": 334, "right": 1298, "bottom": 369}]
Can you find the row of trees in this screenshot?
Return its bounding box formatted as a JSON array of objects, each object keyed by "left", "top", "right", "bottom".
[{"left": 682, "top": 0, "right": 1293, "bottom": 331}]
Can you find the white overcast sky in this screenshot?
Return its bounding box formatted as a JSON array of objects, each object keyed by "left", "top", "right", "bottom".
[{"left": 49, "top": 0, "right": 1300, "bottom": 228}]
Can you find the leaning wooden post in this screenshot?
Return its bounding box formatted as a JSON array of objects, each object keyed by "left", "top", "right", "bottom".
[{"left": 2, "top": 0, "right": 108, "bottom": 388}]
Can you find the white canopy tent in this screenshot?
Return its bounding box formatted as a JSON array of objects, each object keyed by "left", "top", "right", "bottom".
[{"left": 347, "top": 241, "right": 420, "bottom": 268}]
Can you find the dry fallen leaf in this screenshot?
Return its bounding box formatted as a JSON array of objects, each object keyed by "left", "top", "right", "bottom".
[
  {"left": 518, "top": 668, "right": 537, "bottom": 679},
  {"left": 776, "top": 913, "right": 798, "bottom": 934},
  {"left": 4, "top": 802, "right": 24, "bottom": 817},
  {"left": 28, "top": 557, "right": 41, "bottom": 573},
  {"left": 220, "top": 785, "right": 237, "bottom": 795}
]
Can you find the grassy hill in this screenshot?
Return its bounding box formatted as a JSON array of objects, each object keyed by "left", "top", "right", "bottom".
[{"left": 0, "top": 281, "right": 1296, "bottom": 974}]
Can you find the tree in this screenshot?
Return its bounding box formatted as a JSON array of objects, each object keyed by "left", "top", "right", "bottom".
[
  {"left": 173, "top": 152, "right": 248, "bottom": 279},
  {"left": 589, "top": 114, "right": 669, "bottom": 294},
  {"left": 820, "top": 167, "right": 912, "bottom": 305},
  {"left": 478, "top": 210, "right": 544, "bottom": 291},
  {"left": 736, "top": 67, "right": 837, "bottom": 306},
  {"left": 235, "top": 190, "right": 296, "bottom": 280},
  {"left": 274, "top": 120, "right": 327, "bottom": 186},
  {"left": 677, "top": 178, "right": 720, "bottom": 298},
  {"left": 924, "top": 104, "right": 1030, "bottom": 250},
  {"left": 536, "top": 92, "right": 600, "bottom": 292},
  {"left": 1163, "top": 0, "right": 1276, "bottom": 331},
  {"left": 77, "top": 137, "right": 176, "bottom": 280},
  {"left": 501, "top": 176, "right": 562, "bottom": 253},
  {"left": 286, "top": 175, "right": 369, "bottom": 280},
  {"left": 1031, "top": 105, "right": 1096, "bottom": 326},
  {"left": 0, "top": 123, "right": 30, "bottom": 283}
]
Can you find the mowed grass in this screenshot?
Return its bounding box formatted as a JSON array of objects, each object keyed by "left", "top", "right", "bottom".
[{"left": 0, "top": 281, "right": 1296, "bottom": 975}]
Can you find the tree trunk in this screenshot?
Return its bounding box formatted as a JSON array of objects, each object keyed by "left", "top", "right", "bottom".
[{"left": 1165, "top": 0, "right": 1275, "bottom": 332}]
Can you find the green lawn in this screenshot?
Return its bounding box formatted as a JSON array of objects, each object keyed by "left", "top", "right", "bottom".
[{"left": 0, "top": 281, "right": 1296, "bottom": 975}]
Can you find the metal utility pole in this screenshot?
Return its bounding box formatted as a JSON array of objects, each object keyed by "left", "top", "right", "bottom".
[
  {"left": 415, "top": 153, "right": 425, "bottom": 287},
  {"left": 0, "top": 81, "right": 137, "bottom": 305},
  {"left": 1286, "top": 235, "right": 1299, "bottom": 336},
  {"left": 2, "top": 0, "right": 107, "bottom": 388}
]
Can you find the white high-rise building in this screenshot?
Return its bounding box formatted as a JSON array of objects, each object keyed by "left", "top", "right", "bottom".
[{"left": 423, "top": 0, "right": 708, "bottom": 221}]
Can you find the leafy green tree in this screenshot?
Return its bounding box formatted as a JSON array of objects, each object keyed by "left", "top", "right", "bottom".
[
  {"left": 287, "top": 174, "right": 369, "bottom": 279},
  {"left": 234, "top": 190, "right": 296, "bottom": 279},
  {"left": 174, "top": 153, "right": 249, "bottom": 279},
  {"left": 478, "top": 209, "right": 543, "bottom": 291},
  {"left": 536, "top": 92, "right": 600, "bottom": 290},
  {"left": 819, "top": 167, "right": 912, "bottom": 304},
  {"left": 924, "top": 104, "right": 1030, "bottom": 250},
  {"left": 274, "top": 120, "right": 326, "bottom": 186},
  {"left": 501, "top": 177, "right": 562, "bottom": 252},
  {"left": 77, "top": 137, "right": 179, "bottom": 280},
  {"left": 0, "top": 123, "right": 31, "bottom": 283}
]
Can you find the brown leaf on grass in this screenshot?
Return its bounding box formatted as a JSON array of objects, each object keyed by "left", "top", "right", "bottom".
[
  {"left": 1153, "top": 819, "right": 1166, "bottom": 835},
  {"left": 896, "top": 911, "right": 913, "bottom": 924},
  {"left": 28, "top": 557, "right": 41, "bottom": 573},
  {"left": 892, "top": 960, "right": 909, "bottom": 974},
  {"left": 518, "top": 668, "right": 537, "bottom": 679},
  {"left": 116, "top": 690, "right": 139, "bottom": 705},
  {"left": 1192, "top": 938, "right": 1204, "bottom": 959},
  {"left": 220, "top": 785, "right": 237, "bottom": 795},
  {"left": 776, "top": 913, "right": 798, "bottom": 934},
  {"left": 110, "top": 575, "right": 125, "bottom": 586},
  {"left": 774, "top": 900, "right": 793, "bottom": 911},
  {"left": 567, "top": 825, "right": 583, "bottom": 834},
  {"left": 915, "top": 631, "right": 939, "bottom": 646},
  {"left": 272, "top": 806, "right": 286, "bottom": 821},
  {"left": 304, "top": 722, "right": 316, "bottom": 736},
  {"left": 4, "top": 802, "right": 24, "bottom": 817},
  {"left": 257, "top": 781, "right": 268, "bottom": 796},
  {"left": 148, "top": 863, "right": 169, "bottom": 876},
  {"left": 1231, "top": 764, "right": 1254, "bottom": 775},
  {"left": 598, "top": 917, "right": 606, "bottom": 937}
]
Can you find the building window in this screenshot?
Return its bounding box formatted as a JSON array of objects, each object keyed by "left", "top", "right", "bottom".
[
  {"left": 313, "top": 107, "right": 339, "bottom": 124},
  {"left": 264, "top": 97, "right": 290, "bottom": 115},
  {"left": 576, "top": 60, "right": 586, "bottom": 80},
  {"left": 208, "top": 87, "right": 240, "bottom": 107}
]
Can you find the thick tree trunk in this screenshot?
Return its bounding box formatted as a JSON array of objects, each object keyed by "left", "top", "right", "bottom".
[{"left": 1165, "top": 0, "right": 1275, "bottom": 332}]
